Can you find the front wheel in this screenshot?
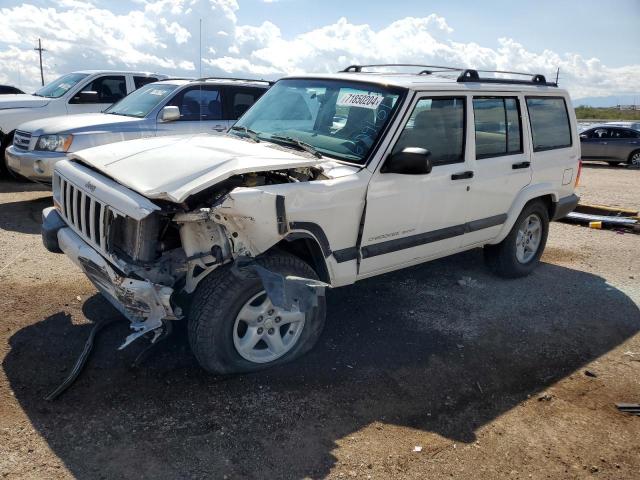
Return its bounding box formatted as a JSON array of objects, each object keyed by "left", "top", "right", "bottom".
[
  {"left": 188, "top": 252, "right": 326, "bottom": 374},
  {"left": 484, "top": 201, "right": 549, "bottom": 278},
  {"left": 0, "top": 132, "right": 14, "bottom": 178}
]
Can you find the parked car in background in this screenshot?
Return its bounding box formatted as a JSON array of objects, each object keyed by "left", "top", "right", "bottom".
[
  {"left": 0, "top": 85, "right": 24, "bottom": 95},
  {"left": 6, "top": 77, "right": 271, "bottom": 183},
  {"left": 0, "top": 70, "right": 167, "bottom": 176},
  {"left": 605, "top": 121, "right": 640, "bottom": 131},
  {"left": 579, "top": 125, "right": 640, "bottom": 167}
]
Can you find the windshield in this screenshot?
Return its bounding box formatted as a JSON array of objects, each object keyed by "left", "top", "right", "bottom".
[
  {"left": 233, "top": 79, "right": 404, "bottom": 163},
  {"left": 105, "top": 83, "right": 177, "bottom": 118},
  {"left": 34, "top": 73, "right": 89, "bottom": 98}
]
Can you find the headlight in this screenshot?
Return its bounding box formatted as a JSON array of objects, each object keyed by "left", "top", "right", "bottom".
[{"left": 36, "top": 134, "right": 73, "bottom": 152}]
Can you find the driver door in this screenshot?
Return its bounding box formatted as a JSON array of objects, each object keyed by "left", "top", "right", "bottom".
[{"left": 358, "top": 95, "right": 472, "bottom": 277}]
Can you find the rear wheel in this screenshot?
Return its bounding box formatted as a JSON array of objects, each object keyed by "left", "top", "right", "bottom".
[
  {"left": 188, "top": 252, "right": 326, "bottom": 374},
  {"left": 628, "top": 150, "right": 640, "bottom": 168},
  {"left": 484, "top": 201, "right": 549, "bottom": 278}
]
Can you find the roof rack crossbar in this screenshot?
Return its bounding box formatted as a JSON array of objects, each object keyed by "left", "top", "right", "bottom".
[
  {"left": 342, "top": 64, "right": 466, "bottom": 73},
  {"left": 194, "top": 76, "right": 274, "bottom": 85},
  {"left": 457, "top": 69, "right": 557, "bottom": 87}
]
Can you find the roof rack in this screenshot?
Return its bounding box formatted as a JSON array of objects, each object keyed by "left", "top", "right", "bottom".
[
  {"left": 341, "top": 64, "right": 557, "bottom": 87},
  {"left": 194, "top": 76, "right": 274, "bottom": 85},
  {"left": 457, "top": 69, "right": 557, "bottom": 87},
  {"left": 342, "top": 64, "right": 464, "bottom": 73}
]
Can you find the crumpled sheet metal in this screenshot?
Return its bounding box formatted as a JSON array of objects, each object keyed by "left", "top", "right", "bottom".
[{"left": 234, "top": 257, "right": 329, "bottom": 313}]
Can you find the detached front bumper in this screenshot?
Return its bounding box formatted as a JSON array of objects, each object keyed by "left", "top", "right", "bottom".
[
  {"left": 6, "top": 145, "right": 66, "bottom": 183},
  {"left": 42, "top": 207, "right": 180, "bottom": 347}
]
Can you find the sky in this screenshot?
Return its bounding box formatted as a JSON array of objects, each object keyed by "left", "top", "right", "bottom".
[{"left": 0, "top": 0, "right": 638, "bottom": 103}]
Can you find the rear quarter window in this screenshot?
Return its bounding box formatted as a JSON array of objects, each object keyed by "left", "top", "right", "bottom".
[{"left": 526, "top": 97, "right": 572, "bottom": 151}]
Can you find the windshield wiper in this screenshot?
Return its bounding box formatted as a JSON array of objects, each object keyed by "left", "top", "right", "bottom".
[
  {"left": 270, "top": 135, "right": 322, "bottom": 158},
  {"left": 230, "top": 125, "right": 260, "bottom": 142}
]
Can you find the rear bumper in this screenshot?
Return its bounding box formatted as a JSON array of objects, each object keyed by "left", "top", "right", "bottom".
[
  {"left": 5, "top": 145, "right": 65, "bottom": 183},
  {"left": 552, "top": 193, "right": 580, "bottom": 220},
  {"left": 44, "top": 213, "right": 180, "bottom": 346}
]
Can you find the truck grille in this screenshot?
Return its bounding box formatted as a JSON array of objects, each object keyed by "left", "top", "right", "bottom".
[
  {"left": 13, "top": 130, "right": 31, "bottom": 150},
  {"left": 56, "top": 174, "right": 111, "bottom": 255}
]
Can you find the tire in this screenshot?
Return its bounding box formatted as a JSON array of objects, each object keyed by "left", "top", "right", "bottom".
[
  {"left": 0, "top": 131, "right": 14, "bottom": 178},
  {"left": 188, "top": 252, "right": 326, "bottom": 374},
  {"left": 628, "top": 150, "right": 640, "bottom": 169},
  {"left": 484, "top": 200, "right": 549, "bottom": 278}
]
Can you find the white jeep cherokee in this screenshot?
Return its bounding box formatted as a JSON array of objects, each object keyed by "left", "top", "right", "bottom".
[{"left": 41, "top": 65, "right": 580, "bottom": 374}]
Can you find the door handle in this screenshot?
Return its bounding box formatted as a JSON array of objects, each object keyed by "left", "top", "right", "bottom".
[
  {"left": 212, "top": 125, "right": 226, "bottom": 131},
  {"left": 512, "top": 161, "right": 531, "bottom": 170},
  {"left": 451, "top": 171, "right": 474, "bottom": 180}
]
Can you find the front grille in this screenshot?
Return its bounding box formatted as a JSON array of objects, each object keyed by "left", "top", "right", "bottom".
[
  {"left": 56, "top": 173, "right": 111, "bottom": 255},
  {"left": 13, "top": 130, "right": 31, "bottom": 150}
]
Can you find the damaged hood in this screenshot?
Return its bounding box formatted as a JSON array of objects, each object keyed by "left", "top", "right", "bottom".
[
  {"left": 0, "top": 94, "right": 50, "bottom": 110},
  {"left": 69, "top": 134, "right": 326, "bottom": 203}
]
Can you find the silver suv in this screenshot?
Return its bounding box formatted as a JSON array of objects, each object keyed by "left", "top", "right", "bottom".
[{"left": 7, "top": 77, "right": 270, "bottom": 182}]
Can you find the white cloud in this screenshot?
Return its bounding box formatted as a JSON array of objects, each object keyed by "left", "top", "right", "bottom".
[{"left": 0, "top": 3, "right": 636, "bottom": 100}]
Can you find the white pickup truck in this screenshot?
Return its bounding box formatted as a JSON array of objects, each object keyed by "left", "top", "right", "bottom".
[
  {"left": 42, "top": 65, "right": 580, "bottom": 375},
  {"left": 0, "top": 70, "right": 166, "bottom": 175}
]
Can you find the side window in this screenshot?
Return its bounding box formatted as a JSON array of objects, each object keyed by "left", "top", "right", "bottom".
[
  {"left": 169, "top": 87, "right": 222, "bottom": 121},
  {"left": 79, "top": 75, "right": 127, "bottom": 104},
  {"left": 526, "top": 97, "right": 572, "bottom": 151},
  {"left": 227, "top": 88, "right": 266, "bottom": 119},
  {"left": 610, "top": 128, "right": 635, "bottom": 139},
  {"left": 392, "top": 97, "right": 465, "bottom": 165},
  {"left": 473, "top": 97, "right": 523, "bottom": 158},
  {"left": 590, "top": 128, "right": 609, "bottom": 139},
  {"left": 134, "top": 76, "right": 159, "bottom": 89}
]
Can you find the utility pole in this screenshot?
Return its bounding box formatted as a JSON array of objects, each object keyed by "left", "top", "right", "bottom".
[
  {"left": 199, "top": 19, "right": 202, "bottom": 78},
  {"left": 34, "top": 38, "right": 46, "bottom": 86}
]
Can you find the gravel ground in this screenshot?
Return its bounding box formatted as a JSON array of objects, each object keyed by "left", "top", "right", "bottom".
[
  {"left": 577, "top": 163, "right": 640, "bottom": 210},
  {"left": 0, "top": 168, "right": 639, "bottom": 480}
]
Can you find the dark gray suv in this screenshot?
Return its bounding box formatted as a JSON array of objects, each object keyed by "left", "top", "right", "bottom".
[{"left": 580, "top": 126, "right": 640, "bottom": 167}]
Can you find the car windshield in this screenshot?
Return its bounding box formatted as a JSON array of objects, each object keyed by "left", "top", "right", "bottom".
[
  {"left": 105, "top": 83, "right": 177, "bottom": 118},
  {"left": 232, "top": 79, "right": 404, "bottom": 163},
  {"left": 34, "top": 73, "right": 89, "bottom": 98}
]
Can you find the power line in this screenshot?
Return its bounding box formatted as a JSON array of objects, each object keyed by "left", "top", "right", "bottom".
[{"left": 34, "top": 38, "right": 46, "bottom": 86}]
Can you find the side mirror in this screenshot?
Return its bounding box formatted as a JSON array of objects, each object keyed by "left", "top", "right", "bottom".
[
  {"left": 382, "top": 147, "right": 432, "bottom": 175},
  {"left": 160, "top": 105, "right": 180, "bottom": 122},
  {"left": 71, "top": 91, "right": 99, "bottom": 104},
  {"left": 579, "top": 134, "right": 588, "bottom": 140}
]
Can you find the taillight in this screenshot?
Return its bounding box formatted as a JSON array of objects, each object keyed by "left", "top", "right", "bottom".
[{"left": 575, "top": 160, "right": 582, "bottom": 187}]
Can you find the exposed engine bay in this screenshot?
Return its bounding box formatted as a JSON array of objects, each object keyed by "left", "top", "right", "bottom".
[{"left": 106, "top": 166, "right": 327, "bottom": 302}]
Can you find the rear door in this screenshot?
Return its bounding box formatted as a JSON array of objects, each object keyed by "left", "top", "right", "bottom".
[
  {"left": 462, "top": 95, "right": 531, "bottom": 246},
  {"left": 606, "top": 128, "right": 640, "bottom": 162},
  {"left": 161, "top": 85, "right": 226, "bottom": 135},
  {"left": 67, "top": 75, "right": 127, "bottom": 114}
]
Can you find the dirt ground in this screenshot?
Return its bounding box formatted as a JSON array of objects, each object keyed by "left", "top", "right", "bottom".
[{"left": 0, "top": 164, "right": 638, "bottom": 480}]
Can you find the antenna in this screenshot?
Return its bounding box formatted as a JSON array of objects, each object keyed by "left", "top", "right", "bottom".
[
  {"left": 555, "top": 67, "right": 560, "bottom": 86},
  {"left": 34, "top": 38, "right": 46, "bottom": 86},
  {"left": 199, "top": 19, "right": 202, "bottom": 78}
]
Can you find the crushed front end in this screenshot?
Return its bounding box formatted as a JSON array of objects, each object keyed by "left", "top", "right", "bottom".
[
  {"left": 42, "top": 161, "right": 187, "bottom": 347},
  {"left": 42, "top": 158, "right": 326, "bottom": 349}
]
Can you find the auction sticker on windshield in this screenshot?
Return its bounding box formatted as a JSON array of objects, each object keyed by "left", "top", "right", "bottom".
[{"left": 337, "top": 93, "right": 384, "bottom": 109}]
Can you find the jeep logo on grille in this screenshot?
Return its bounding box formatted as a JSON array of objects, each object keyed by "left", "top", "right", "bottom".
[{"left": 84, "top": 181, "right": 97, "bottom": 192}]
